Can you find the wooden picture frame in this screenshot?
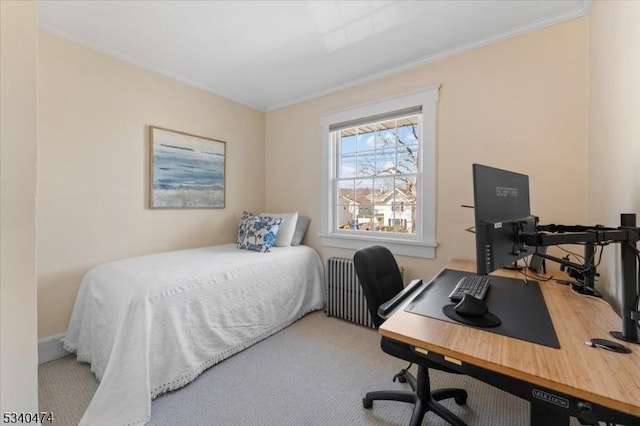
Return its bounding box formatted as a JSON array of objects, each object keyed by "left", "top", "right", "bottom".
[{"left": 149, "top": 126, "right": 226, "bottom": 209}]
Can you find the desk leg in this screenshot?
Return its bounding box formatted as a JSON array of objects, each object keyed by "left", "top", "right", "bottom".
[{"left": 530, "top": 402, "right": 570, "bottom": 426}]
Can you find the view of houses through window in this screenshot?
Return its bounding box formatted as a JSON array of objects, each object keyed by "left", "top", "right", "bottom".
[{"left": 334, "top": 114, "right": 420, "bottom": 235}]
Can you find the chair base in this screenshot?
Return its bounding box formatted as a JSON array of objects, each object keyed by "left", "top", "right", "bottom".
[{"left": 362, "top": 366, "right": 468, "bottom": 426}]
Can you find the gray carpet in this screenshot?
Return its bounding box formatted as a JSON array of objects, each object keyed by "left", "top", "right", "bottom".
[{"left": 39, "top": 311, "right": 582, "bottom": 425}]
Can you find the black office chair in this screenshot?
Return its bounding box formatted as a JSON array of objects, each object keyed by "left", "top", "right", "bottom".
[{"left": 354, "top": 245, "right": 468, "bottom": 426}]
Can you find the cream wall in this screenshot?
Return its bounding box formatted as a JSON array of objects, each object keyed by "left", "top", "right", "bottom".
[
  {"left": 265, "top": 18, "right": 589, "bottom": 281},
  {"left": 1, "top": 0, "right": 39, "bottom": 414},
  {"left": 37, "top": 32, "right": 266, "bottom": 338},
  {"left": 5, "top": 0, "right": 636, "bottom": 410},
  {"left": 588, "top": 1, "right": 640, "bottom": 312}
]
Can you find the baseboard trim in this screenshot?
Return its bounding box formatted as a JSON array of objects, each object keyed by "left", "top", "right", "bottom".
[{"left": 38, "top": 333, "right": 70, "bottom": 364}]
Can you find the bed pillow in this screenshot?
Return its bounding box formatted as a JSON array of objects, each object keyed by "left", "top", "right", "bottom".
[
  {"left": 237, "top": 214, "right": 283, "bottom": 252},
  {"left": 236, "top": 210, "right": 255, "bottom": 244},
  {"left": 290, "top": 215, "right": 311, "bottom": 246},
  {"left": 259, "top": 212, "right": 298, "bottom": 247}
]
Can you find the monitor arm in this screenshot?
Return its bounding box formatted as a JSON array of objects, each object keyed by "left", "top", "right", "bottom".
[
  {"left": 524, "top": 223, "right": 616, "bottom": 293},
  {"left": 520, "top": 214, "right": 640, "bottom": 344},
  {"left": 521, "top": 220, "right": 637, "bottom": 247}
]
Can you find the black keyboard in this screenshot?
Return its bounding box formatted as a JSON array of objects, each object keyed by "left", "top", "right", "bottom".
[{"left": 448, "top": 275, "right": 491, "bottom": 301}]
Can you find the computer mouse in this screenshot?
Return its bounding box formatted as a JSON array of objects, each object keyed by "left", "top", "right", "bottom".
[
  {"left": 586, "top": 338, "right": 632, "bottom": 354},
  {"left": 454, "top": 293, "right": 489, "bottom": 317}
]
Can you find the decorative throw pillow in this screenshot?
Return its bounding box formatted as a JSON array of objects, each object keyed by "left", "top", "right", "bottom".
[
  {"left": 236, "top": 211, "right": 254, "bottom": 244},
  {"left": 259, "top": 212, "right": 298, "bottom": 247},
  {"left": 237, "top": 214, "right": 283, "bottom": 252}
]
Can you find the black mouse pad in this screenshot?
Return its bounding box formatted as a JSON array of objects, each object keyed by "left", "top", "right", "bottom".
[{"left": 405, "top": 268, "right": 560, "bottom": 349}]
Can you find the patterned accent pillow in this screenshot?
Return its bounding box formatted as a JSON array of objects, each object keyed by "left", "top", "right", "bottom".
[
  {"left": 259, "top": 212, "right": 298, "bottom": 247},
  {"left": 237, "top": 214, "right": 283, "bottom": 252},
  {"left": 236, "top": 211, "right": 255, "bottom": 244}
]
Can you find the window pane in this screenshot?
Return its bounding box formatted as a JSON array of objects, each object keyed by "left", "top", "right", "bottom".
[
  {"left": 357, "top": 131, "right": 374, "bottom": 152},
  {"left": 374, "top": 176, "right": 395, "bottom": 200},
  {"left": 376, "top": 147, "right": 396, "bottom": 175},
  {"left": 340, "top": 134, "right": 356, "bottom": 154},
  {"left": 397, "top": 122, "right": 418, "bottom": 144},
  {"left": 337, "top": 179, "right": 355, "bottom": 202},
  {"left": 355, "top": 179, "right": 373, "bottom": 220},
  {"left": 337, "top": 179, "right": 355, "bottom": 229},
  {"left": 393, "top": 203, "right": 416, "bottom": 233},
  {"left": 396, "top": 175, "right": 417, "bottom": 203},
  {"left": 356, "top": 152, "right": 376, "bottom": 177},
  {"left": 336, "top": 204, "right": 355, "bottom": 229},
  {"left": 396, "top": 148, "right": 417, "bottom": 174},
  {"left": 376, "top": 122, "right": 396, "bottom": 149},
  {"left": 355, "top": 205, "right": 375, "bottom": 231},
  {"left": 338, "top": 153, "right": 356, "bottom": 178},
  {"left": 355, "top": 177, "right": 373, "bottom": 196}
]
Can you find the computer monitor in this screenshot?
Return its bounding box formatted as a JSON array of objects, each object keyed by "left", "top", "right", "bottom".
[
  {"left": 472, "top": 164, "right": 598, "bottom": 292},
  {"left": 471, "top": 163, "right": 639, "bottom": 343},
  {"left": 472, "top": 164, "right": 536, "bottom": 275}
]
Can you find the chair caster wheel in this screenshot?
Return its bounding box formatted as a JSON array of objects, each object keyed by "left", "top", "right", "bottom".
[
  {"left": 397, "top": 373, "right": 407, "bottom": 383},
  {"left": 454, "top": 395, "right": 467, "bottom": 405},
  {"left": 363, "top": 397, "right": 373, "bottom": 409}
]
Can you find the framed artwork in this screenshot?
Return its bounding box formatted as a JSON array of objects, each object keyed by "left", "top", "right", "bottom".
[{"left": 149, "top": 126, "right": 226, "bottom": 208}]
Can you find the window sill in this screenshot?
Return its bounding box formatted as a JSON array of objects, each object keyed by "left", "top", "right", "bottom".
[{"left": 319, "top": 233, "right": 436, "bottom": 259}]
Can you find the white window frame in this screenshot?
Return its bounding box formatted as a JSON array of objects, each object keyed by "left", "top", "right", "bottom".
[{"left": 319, "top": 85, "right": 439, "bottom": 258}]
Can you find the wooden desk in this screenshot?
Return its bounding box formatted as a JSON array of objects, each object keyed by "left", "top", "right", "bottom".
[{"left": 379, "top": 259, "right": 640, "bottom": 425}]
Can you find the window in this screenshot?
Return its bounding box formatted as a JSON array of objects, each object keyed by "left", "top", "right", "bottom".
[
  {"left": 335, "top": 113, "right": 419, "bottom": 234},
  {"left": 320, "top": 86, "right": 439, "bottom": 258}
]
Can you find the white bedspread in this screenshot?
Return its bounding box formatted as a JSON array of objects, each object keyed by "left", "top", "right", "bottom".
[{"left": 63, "top": 244, "right": 324, "bottom": 425}]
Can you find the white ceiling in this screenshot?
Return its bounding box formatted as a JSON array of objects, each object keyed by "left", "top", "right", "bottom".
[{"left": 38, "top": 0, "right": 591, "bottom": 112}]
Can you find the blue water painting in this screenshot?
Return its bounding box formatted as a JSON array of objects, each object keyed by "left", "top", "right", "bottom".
[{"left": 151, "top": 132, "right": 225, "bottom": 208}]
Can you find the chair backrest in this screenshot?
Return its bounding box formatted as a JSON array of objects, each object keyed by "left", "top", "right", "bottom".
[{"left": 353, "top": 246, "right": 405, "bottom": 328}]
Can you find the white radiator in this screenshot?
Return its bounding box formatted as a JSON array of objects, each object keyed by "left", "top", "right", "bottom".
[{"left": 325, "top": 257, "right": 375, "bottom": 328}]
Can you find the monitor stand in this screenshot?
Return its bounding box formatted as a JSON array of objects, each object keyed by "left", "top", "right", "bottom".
[{"left": 503, "top": 260, "right": 524, "bottom": 271}]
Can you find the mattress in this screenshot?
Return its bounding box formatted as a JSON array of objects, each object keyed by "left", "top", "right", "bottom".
[{"left": 63, "top": 243, "right": 325, "bottom": 425}]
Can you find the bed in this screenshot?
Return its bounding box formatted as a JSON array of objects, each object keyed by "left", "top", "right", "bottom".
[{"left": 63, "top": 242, "right": 324, "bottom": 426}]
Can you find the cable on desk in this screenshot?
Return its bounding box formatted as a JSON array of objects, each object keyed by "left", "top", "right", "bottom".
[
  {"left": 556, "top": 244, "right": 586, "bottom": 263},
  {"left": 519, "top": 267, "right": 554, "bottom": 282},
  {"left": 521, "top": 256, "right": 529, "bottom": 284},
  {"left": 517, "top": 256, "right": 554, "bottom": 282},
  {"left": 554, "top": 243, "right": 607, "bottom": 274}
]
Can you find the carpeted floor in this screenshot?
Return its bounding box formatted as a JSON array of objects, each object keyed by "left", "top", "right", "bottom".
[{"left": 39, "top": 311, "right": 583, "bottom": 425}]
